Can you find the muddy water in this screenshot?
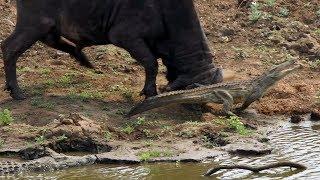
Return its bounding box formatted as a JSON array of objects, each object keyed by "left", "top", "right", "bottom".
[{"left": 7, "top": 121, "right": 320, "bottom": 179}]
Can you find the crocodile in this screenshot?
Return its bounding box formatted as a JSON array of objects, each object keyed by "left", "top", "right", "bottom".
[
  {"left": 204, "top": 162, "right": 307, "bottom": 176},
  {"left": 127, "top": 60, "right": 302, "bottom": 117},
  {"left": 0, "top": 150, "right": 306, "bottom": 176},
  {"left": 0, "top": 148, "right": 96, "bottom": 175}
]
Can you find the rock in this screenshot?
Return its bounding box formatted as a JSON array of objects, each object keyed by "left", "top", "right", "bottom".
[
  {"left": 18, "top": 146, "right": 47, "bottom": 160},
  {"left": 220, "top": 26, "right": 236, "bottom": 37},
  {"left": 283, "top": 34, "right": 320, "bottom": 60},
  {"left": 237, "top": 0, "right": 252, "bottom": 8},
  {"left": 45, "top": 113, "right": 111, "bottom": 153},
  {"left": 290, "top": 115, "right": 304, "bottom": 124},
  {"left": 224, "top": 142, "right": 272, "bottom": 156},
  {"left": 203, "top": 133, "right": 229, "bottom": 147},
  {"left": 310, "top": 110, "right": 320, "bottom": 121}
]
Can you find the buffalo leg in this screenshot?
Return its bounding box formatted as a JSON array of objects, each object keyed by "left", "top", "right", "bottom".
[
  {"left": 118, "top": 39, "right": 158, "bottom": 98},
  {"left": 41, "top": 34, "right": 94, "bottom": 68},
  {"left": 1, "top": 30, "right": 48, "bottom": 99}
]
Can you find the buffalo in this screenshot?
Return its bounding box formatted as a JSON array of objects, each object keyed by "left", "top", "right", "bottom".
[{"left": 1, "top": 0, "right": 223, "bottom": 100}]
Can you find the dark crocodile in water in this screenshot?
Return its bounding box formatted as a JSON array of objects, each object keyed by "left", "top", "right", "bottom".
[
  {"left": 0, "top": 148, "right": 96, "bottom": 175},
  {"left": 0, "top": 147, "right": 307, "bottom": 175}
]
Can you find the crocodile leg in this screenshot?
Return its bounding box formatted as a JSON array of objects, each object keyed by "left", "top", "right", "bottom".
[
  {"left": 236, "top": 89, "right": 263, "bottom": 112},
  {"left": 211, "top": 90, "right": 235, "bottom": 116}
]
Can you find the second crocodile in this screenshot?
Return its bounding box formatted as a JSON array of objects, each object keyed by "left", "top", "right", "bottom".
[{"left": 128, "top": 60, "right": 302, "bottom": 117}]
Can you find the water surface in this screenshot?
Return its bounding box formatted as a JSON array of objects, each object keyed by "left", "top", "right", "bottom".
[{"left": 5, "top": 121, "right": 320, "bottom": 180}]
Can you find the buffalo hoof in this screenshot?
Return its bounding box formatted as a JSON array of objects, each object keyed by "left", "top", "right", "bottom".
[
  {"left": 140, "top": 86, "right": 157, "bottom": 98},
  {"left": 10, "top": 88, "right": 26, "bottom": 100}
]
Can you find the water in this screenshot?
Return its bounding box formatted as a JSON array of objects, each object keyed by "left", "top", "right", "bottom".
[{"left": 5, "top": 121, "right": 320, "bottom": 179}]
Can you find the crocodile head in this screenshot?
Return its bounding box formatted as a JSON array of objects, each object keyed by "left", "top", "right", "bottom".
[{"left": 254, "top": 60, "right": 302, "bottom": 90}]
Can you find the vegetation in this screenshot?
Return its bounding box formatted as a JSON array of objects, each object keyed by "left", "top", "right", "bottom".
[
  {"left": 35, "top": 135, "right": 46, "bottom": 144},
  {"left": 67, "top": 91, "right": 104, "bottom": 102},
  {"left": 0, "top": 109, "right": 14, "bottom": 126},
  {"left": 0, "top": 138, "right": 4, "bottom": 148},
  {"left": 104, "top": 130, "right": 112, "bottom": 141},
  {"left": 57, "top": 134, "right": 68, "bottom": 142},
  {"left": 121, "top": 125, "right": 135, "bottom": 134},
  {"left": 202, "top": 135, "right": 215, "bottom": 148},
  {"left": 58, "top": 73, "right": 76, "bottom": 87},
  {"left": 279, "top": 7, "right": 289, "bottom": 17},
  {"left": 138, "top": 150, "right": 173, "bottom": 161},
  {"left": 31, "top": 97, "right": 55, "bottom": 109},
  {"left": 249, "top": 2, "right": 262, "bottom": 23},
  {"left": 265, "top": 0, "right": 276, "bottom": 7},
  {"left": 121, "top": 117, "right": 146, "bottom": 134},
  {"left": 110, "top": 84, "right": 134, "bottom": 101},
  {"left": 227, "top": 116, "right": 251, "bottom": 135},
  {"left": 309, "top": 60, "right": 320, "bottom": 70},
  {"left": 316, "top": 8, "right": 320, "bottom": 17}
]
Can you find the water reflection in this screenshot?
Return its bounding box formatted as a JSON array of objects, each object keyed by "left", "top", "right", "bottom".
[{"left": 6, "top": 121, "right": 320, "bottom": 180}]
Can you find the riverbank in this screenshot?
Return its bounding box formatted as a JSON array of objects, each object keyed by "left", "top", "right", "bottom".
[{"left": 0, "top": 0, "right": 319, "bottom": 169}]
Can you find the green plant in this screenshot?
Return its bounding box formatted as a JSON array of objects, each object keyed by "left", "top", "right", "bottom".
[
  {"left": 57, "top": 134, "right": 68, "bottom": 142},
  {"left": 202, "top": 135, "right": 215, "bottom": 148},
  {"left": 67, "top": 91, "right": 103, "bottom": 102},
  {"left": 121, "top": 125, "right": 135, "bottom": 134},
  {"left": 144, "top": 140, "right": 154, "bottom": 147},
  {"left": 31, "top": 97, "right": 55, "bottom": 109},
  {"left": 265, "top": 0, "right": 276, "bottom": 7},
  {"left": 279, "top": 7, "right": 289, "bottom": 17},
  {"left": 232, "top": 47, "right": 248, "bottom": 60},
  {"left": 137, "top": 150, "right": 173, "bottom": 161},
  {"left": 309, "top": 59, "right": 320, "bottom": 70},
  {"left": 121, "top": 117, "right": 147, "bottom": 135},
  {"left": 0, "top": 109, "right": 14, "bottom": 126},
  {"left": 228, "top": 116, "right": 251, "bottom": 135},
  {"left": 44, "top": 79, "right": 55, "bottom": 87},
  {"left": 0, "top": 138, "right": 4, "bottom": 148},
  {"left": 35, "top": 135, "right": 46, "bottom": 144},
  {"left": 249, "top": 2, "right": 262, "bottom": 23},
  {"left": 316, "top": 91, "right": 320, "bottom": 104},
  {"left": 110, "top": 84, "right": 134, "bottom": 101},
  {"left": 135, "top": 117, "right": 146, "bottom": 126},
  {"left": 104, "top": 130, "right": 112, "bottom": 141},
  {"left": 178, "top": 130, "right": 195, "bottom": 138},
  {"left": 316, "top": 8, "right": 320, "bottom": 17},
  {"left": 59, "top": 74, "right": 74, "bottom": 87},
  {"left": 17, "top": 67, "right": 32, "bottom": 73},
  {"left": 38, "top": 68, "right": 51, "bottom": 75}
]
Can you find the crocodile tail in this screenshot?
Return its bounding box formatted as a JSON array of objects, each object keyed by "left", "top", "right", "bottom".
[{"left": 127, "top": 93, "right": 205, "bottom": 117}]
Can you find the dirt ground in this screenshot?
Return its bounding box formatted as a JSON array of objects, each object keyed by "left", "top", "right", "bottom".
[{"left": 0, "top": 0, "right": 319, "bottom": 158}]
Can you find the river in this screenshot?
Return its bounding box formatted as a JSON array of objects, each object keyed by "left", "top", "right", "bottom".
[{"left": 5, "top": 120, "right": 320, "bottom": 179}]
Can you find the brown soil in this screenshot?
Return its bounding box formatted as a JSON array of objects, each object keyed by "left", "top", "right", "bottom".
[{"left": 0, "top": 0, "right": 319, "bottom": 157}]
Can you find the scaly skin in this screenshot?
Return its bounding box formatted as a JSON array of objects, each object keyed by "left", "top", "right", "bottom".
[
  {"left": 127, "top": 60, "right": 302, "bottom": 117},
  {"left": 0, "top": 149, "right": 96, "bottom": 175},
  {"left": 204, "top": 162, "right": 307, "bottom": 176}
]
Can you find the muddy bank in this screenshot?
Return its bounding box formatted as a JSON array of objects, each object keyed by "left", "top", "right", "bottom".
[{"left": 0, "top": 113, "right": 283, "bottom": 170}]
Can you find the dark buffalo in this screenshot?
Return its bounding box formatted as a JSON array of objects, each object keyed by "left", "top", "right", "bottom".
[{"left": 1, "top": 0, "right": 223, "bottom": 100}]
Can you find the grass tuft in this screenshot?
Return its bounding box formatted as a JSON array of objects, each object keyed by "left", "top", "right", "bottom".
[{"left": 0, "top": 109, "right": 14, "bottom": 126}]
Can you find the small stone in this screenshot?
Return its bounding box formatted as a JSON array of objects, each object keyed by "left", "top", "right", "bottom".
[
  {"left": 224, "top": 142, "right": 272, "bottom": 156},
  {"left": 310, "top": 111, "right": 320, "bottom": 121},
  {"left": 290, "top": 115, "right": 304, "bottom": 124}
]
